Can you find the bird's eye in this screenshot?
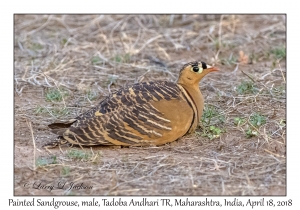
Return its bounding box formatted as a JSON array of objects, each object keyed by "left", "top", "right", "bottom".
[
  {"left": 192, "top": 66, "right": 199, "bottom": 72},
  {"left": 192, "top": 66, "right": 203, "bottom": 73}
]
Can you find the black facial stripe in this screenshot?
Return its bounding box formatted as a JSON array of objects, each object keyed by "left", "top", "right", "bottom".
[
  {"left": 191, "top": 62, "right": 198, "bottom": 68},
  {"left": 202, "top": 62, "right": 207, "bottom": 69}
]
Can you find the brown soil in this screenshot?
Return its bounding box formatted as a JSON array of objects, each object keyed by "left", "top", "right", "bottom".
[{"left": 14, "top": 14, "right": 286, "bottom": 195}]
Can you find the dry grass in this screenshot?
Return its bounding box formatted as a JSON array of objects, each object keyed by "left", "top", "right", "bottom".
[{"left": 14, "top": 14, "right": 286, "bottom": 195}]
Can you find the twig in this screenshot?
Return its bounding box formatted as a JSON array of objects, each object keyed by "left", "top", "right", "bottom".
[
  {"left": 27, "top": 15, "right": 52, "bottom": 35},
  {"left": 218, "top": 15, "right": 224, "bottom": 47},
  {"left": 277, "top": 62, "right": 286, "bottom": 83},
  {"left": 137, "top": 35, "right": 162, "bottom": 54},
  {"left": 241, "top": 70, "right": 256, "bottom": 83},
  {"left": 26, "top": 119, "right": 36, "bottom": 171},
  {"left": 264, "top": 149, "right": 285, "bottom": 158}
]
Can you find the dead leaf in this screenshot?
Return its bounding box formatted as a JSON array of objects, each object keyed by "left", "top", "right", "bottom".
[{"left": 239, "top": 50, "right": 249, "bottom": 64}]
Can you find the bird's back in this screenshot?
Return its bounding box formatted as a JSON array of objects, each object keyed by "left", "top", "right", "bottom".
[{"left": 48, "top": 81, "right": 196, "bottom": 146}]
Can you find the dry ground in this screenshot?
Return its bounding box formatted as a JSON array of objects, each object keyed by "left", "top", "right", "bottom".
[{"left": 14, "top": 14, "right": 286, "bottom": 195}]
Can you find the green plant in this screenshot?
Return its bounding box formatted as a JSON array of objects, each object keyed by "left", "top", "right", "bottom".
[
  {"left": 35, "top": 106, "right": 70, "bottom": 117},
  {"left": 242, "top": 113, "right": 266, "bottom": 138},
  {"left": 234, "top": 114, "right": 267, "bottom": 138},
  {"left": 91, "top": 56, "right": 103, "bottom": 64},
  {"left": 67, "top": 149, "right": 91, "bottom": 161},
  {"left": 236, "top": 81, "right": 258, "bottom": 95},
  {"left": 201, "top": 105, "right": 225, "bottom": 126},
  {"left": 234, "top": 117, "right": 246, "bottom": 126},
  {"left": 52, "top": 107, "right": 70, "bottom": 116},
  {"left": 35, "top": 105, "right": 47, "bottom": 114},
  {"left": 246, "top": 128, "right": 258, "bottom": 138},
  {"left": 45, "top": 88, "right": 68, "bottom": 102},
  {"left": 36, "top": 156, "right": 57, "bottom": 167},
  {"left": 249, "top": 113, "right": 266, "bottom": 128},
  {"left": 86, "top": 89, "right": 98, "bottom": 101},
  {"left": 270, "top": 46, "right": 286, "bottom": 60},
  {"left": 30, "top": 42, "right": 43, "bottom": 50},
  {"left": 271, "top": 85, "right": 286, "bottom": 97},
  {"left": 61, "top": 166, "right": 70, "bottom": 176},
  {"left": 200, "top": 105, "right": 225, "bottom": 140},
  {"left": 201, "top": 125, "right": 223, "bottom": 140},
  {"left": 114, "top": 53, "right": 131, "bottom": 63}
]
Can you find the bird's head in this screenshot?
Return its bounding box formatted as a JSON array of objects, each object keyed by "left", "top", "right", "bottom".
[{"left": 177, "top": 61, "right": 219, "bottom": 86}]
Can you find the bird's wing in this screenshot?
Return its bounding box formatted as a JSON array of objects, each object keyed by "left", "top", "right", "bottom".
[{"left": 49, "top": 81, "right": 184, "bottom": 145}]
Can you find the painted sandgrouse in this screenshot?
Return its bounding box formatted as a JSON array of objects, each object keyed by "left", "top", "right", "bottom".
[{"left": 44, "top": 61, "right": 218, "bottom": 148}]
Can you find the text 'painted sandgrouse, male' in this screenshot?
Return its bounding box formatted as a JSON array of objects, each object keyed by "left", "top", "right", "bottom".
[{"left": 45, "top": 61, "right": 218, "bottom": 148}]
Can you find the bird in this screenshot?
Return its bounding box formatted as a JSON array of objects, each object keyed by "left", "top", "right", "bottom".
[{"left": 44, "top": 61, "right": 218, "bottom": 148}]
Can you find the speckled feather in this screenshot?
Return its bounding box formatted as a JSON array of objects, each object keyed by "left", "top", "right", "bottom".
[{"left": 46, "top": 81, "right": 193, "bottom": 147}]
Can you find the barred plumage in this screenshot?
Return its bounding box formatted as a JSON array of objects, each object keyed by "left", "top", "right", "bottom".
[{"left": 44, "top": 61, "right": 218, "bottom": 148}]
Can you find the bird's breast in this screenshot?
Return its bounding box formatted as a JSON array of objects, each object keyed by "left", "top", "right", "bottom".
[{"left": 147, "top": 98, "right": 194, "bottom": 145}]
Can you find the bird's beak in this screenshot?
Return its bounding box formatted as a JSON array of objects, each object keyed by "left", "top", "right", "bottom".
[{"left": 206, "top": 65, "right": 219, "bottom": 72}]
